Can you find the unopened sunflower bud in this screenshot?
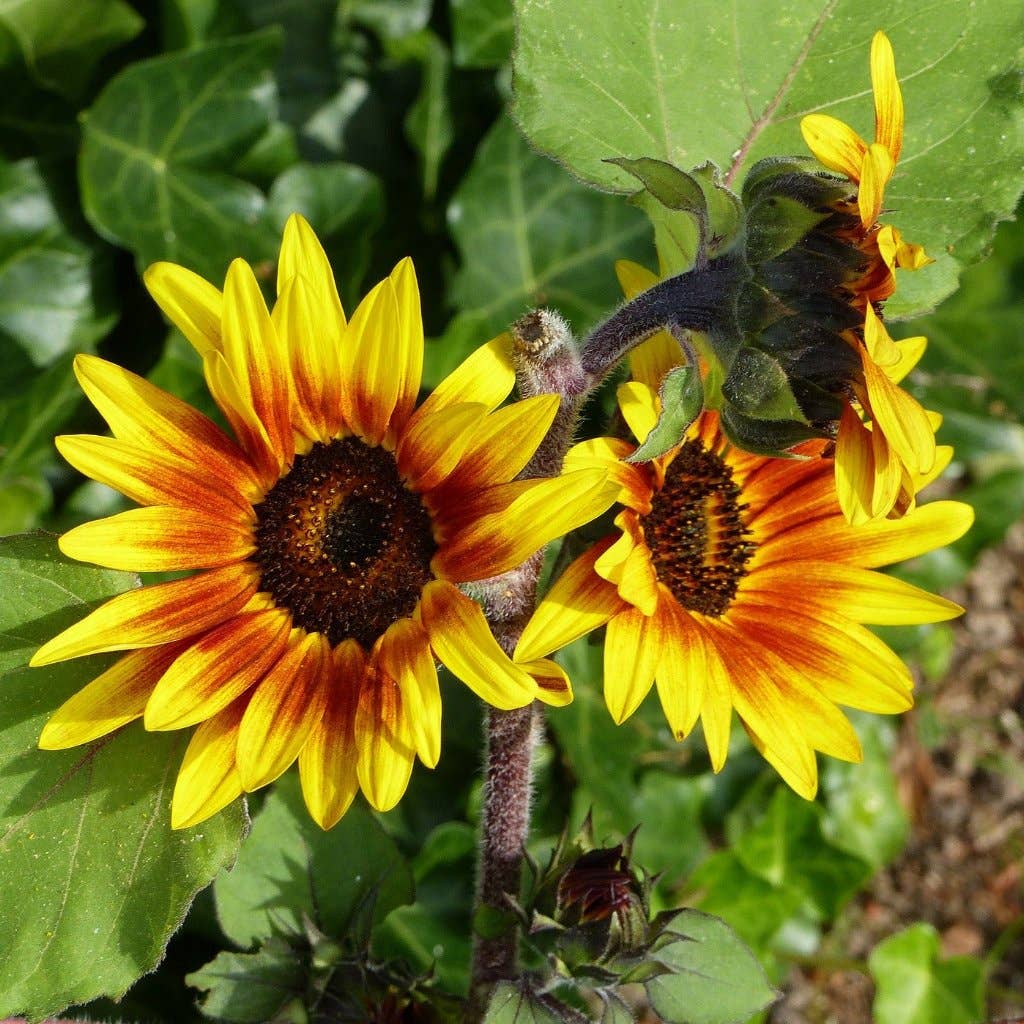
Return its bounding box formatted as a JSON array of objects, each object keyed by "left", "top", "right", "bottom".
[{"left": 511, "top": 309, "right": 585, "bottom": 400}]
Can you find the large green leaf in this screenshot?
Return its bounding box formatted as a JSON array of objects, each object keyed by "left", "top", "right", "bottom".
[
  {"left": 729, "top": 786, "right": 872, "bottom": 920},
  {"left": 79, "top": 31, "right": 283, "bottom": 282},
  {"left": 187, "top": 942, "right": 305, "bottom": 1023},
  {"left": 645, "top": 910, "right": 777, "bottom": 1024},
  {"left": 451, "top": 0, "right": 513, "bottom": 68},
  {"left": 0, "top": 357, "right": 82, "bottom": 533},
  {"left": 435, "top": 115, "right": 652, "bottom": 384},
  {"left": 0, "top": 159, "right": 117, "bottom": 369},
  {"left": 266, "top": 161, "right": 384, "bottom": 310},
  {"left": 869, "top": 924, "right": 985, "bottom": 1024},
  {"left": 0, "top": 0, "right": 143, "bottom": 101},
  {"left": 0, "top": 534, "right": 245, "bottom": 1019},
  {"left": 214, "top": 772, "right": 413, "bottom": 949},
  {"left": 513, "top": 0, "right": 1024, "bottom": 314},
  {"left": 402, "top": 31, "right": 455, "bottom": 201}
]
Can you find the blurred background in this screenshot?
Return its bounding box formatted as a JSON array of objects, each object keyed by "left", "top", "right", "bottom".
[{"left": 1, "top": 1, "right": 1021, "bottom": 1021}]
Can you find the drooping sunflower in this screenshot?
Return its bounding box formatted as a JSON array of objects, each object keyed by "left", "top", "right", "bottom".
[
  {"left": 514, "top": 332, "right": 972, "bottom": 798},
  {"left": 32, "top": 214, "right": 614, "bottom": 829},
  {"left": 799, "top": 30, "right": 938, "bottom": 523}
]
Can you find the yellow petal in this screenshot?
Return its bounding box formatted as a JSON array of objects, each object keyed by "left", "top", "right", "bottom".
[
  {"left": 276, "top": 213, "right": 346, "bottom": 327},
  {"left": 39, "top": 643, "right": 186, "bottom": 749},
  {"left": 858, "top": 142, "right": 893, "bottom": 227},
  {"left": 236, "top": 631, "right": 329, "bottom": 791},
  {"left": 604, "top": 605, "right": 662, "bottom": 724},
  {"left": 800, "top": 113, "right": 867, "bottom": 181},
  {"left": 616, "top": 380, "right": 660, "bottom": 445},
  {"left": 834, "top": 403, "right": 876, "bottom": 526},
  {"left": 59, "top": 506, "right": 254, "bottom": 572},
  {"left": 654, "top": 596, "right": 708, "bottom": 740},
  {"left": 144, "top": 262, "right": 223, "bottom": 357},
  {"left": 378, "top": 617, "right": 442, "bottom": 769},
  {"left": 514, "top": 541, "right": 624, "bottom": 664},
  {"left": 396, "top": 401, "right": 488, "bottom": 492},
  {"left": 171, "top": 700, "right": 246, "bottom": 829},
  {"left": 341, "top": 276, "right": 404, "bottom": 447},
  {"left": 387, "top": 257, "right": 425, "bottom": 442},
  {"left": 355, "top": 664, "right": 416, "bottom": 812},
  {"left": 299, "top": 641, "right": 362, "bottom": 829},
  {"left": 144, "top": 609, "right": 292, "bottom": 730},
  {"left": 614, "top": 258, "right": 658, "bottom": 299},
  {"left": 520, "top": 657, "right": 574, "bottom": 707},
  {"left": 870, "top": 31, "right": 903, "bottom": 162},
  {"left": 435, "top": 469, "right": 617, "bottom": 582},
  {"left": 30, "top": 564, "right": 259, "bottom": 667},
  {"left": 419, "top": 579, "right": 538, "bottom": 710}
]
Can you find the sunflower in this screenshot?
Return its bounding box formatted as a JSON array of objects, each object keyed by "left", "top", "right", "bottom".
[
  {"left": 799, "top": 30, "right": 938, "bottom": 523},
  {"left": 32, "top": 214, "right": 615, "bottom": 829},
  {"left": 514, "top": 332, "right": 972, "bottom": 797}
]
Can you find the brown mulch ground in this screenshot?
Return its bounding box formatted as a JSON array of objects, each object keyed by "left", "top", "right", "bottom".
[{"left": 771, "top": 522, "right": 1024, "bottom": 1023}]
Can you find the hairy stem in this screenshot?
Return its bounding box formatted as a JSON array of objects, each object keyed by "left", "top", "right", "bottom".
[{"left": 467, "top": 701, "right": 540, "bottom": 1018}]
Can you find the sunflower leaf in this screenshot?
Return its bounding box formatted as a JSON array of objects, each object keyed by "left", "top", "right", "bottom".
[
  {"left": 0, "top": 533, "right": 245, "bottom": 1020},
  {"left": 213, "top": 771, "right": 413, "bottom": 949},
  {"left": 512, "top": 0, "right": 1024, "bottom": 314},
  {"left": 644, "top": 909, "right": 777, "bottom": 1024},
  {"left": 626, "top": 364, "right": 703, "bottom": 462},
  {"left": 451, "top": 0, "right": 514, "bottom": 68},
  {"left": 869, "top": 924, "right": 985, "bottom": 1024},
  {"left": 79, "top": 30, "right": 283, "bottom": 283},
  {"left": 434, "top": 115, "right": 652, "bottom": 386}
]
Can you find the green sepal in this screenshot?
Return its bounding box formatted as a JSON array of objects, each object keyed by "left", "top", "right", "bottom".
[
  {"left": 626, "top": 364, "right": 704, "bottom": 463},
  {"left": 608, "top": 157, "right": 744, "bottom": 273},
  {"left": 719, "top": 404, "right": 825, "bottom": 457},
  {"left": 745, "top": 195, "right": 831, "bottom": 265},
  {"left": 721, "top": 347, "right": 808, "bottom": 422},
  {"left": 741, "top": 155, "right": 850, "bottom": 209}
]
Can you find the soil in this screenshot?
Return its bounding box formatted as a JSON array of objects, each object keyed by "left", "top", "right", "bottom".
[{"left": 770, "top": 522, "right": 1024, "bottom": 1024}]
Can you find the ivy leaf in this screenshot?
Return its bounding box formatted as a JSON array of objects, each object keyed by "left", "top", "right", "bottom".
[
  {"left": 435, "top": 115, "right": 651, "bottom": 384},
  {"left": 214, "top": 772, "right": 413, "bottom": 949},
  {"left": 402, "top": 31, "right": 455, "bottom": 201},
  {"left": 79, "top": 30, "right": 283, "bottom": 282},
  {"left": 645, "top": 910, "right": 777, "bottom": 1024},
  {"left": 513, "top": 0, "right": 1024, "bottom": 314},
  {"left": 187, "top": 942, "right": 305, "bottom": 1024},
  {"left": 730, "top": 786, "right": 872, "bottom": 921},
  {"left": 451, "top": 0, "right": 513, "bottom": 68},
  {"left": 0, "top": 357, "right": 83, "bottom": 533},
  {"left": 267, "top": 161, "right": 384, "bottom": 309},
  {"left": 0, "top": 0, "right": 143, "bottom": 101},
  {"left": 869, "top": 924, "right": 985, "bottom": 1024},
  {"left": 0, "top": 158, "right": 118, "bottom": 368},
  {"left": 0, "top": 534, "right": 245, "bottom": 1020}
]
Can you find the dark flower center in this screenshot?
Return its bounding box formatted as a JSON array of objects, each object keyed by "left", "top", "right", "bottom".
[
  {"left": 253, "top": 438, "right": 437, "bottom": 648},
  {"left": 644, "top": 439, "right": 754, "bottom": 616}
]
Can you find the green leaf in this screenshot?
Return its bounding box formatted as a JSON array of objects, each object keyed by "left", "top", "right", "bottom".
[
  {"left": 821, "top": 717, "right": 908, "bottom": 871},
  {"left": 627, "top": 364, "right": 703, "bottom": 462},
  {"left": 869, "top": 924, "right": 985, "bottom": 1024},
  {"left": 346, "top": 0, "right": 432, "bottom": 40},
  {"left": 79, "top": 30, "right": 283, "bottom": 282},
  {"left": 0, "top": 159, "right": 117, "bottom": 368},
  {"left": 267, "top": 161, "right": 384, "bottom": 310},
  {"left": 214, "top": 771, "right": 413, "bottom": 948},
  {"left": 0, "top": 533, "right": 244, "bottom": 1019},
  {"left": 690, "top": 851, "right": 804, "bottom": 952},
  {"left": 730, "top": 787, "right": 872, "bottom": 921},
  {"left": 451, "top": 0, "right": 513, "bottom": 68},
  {"left": 0, "top": 0, "right": 143, "bottom": 101},
  {"left": 548, "top": 640, "right": 648, "bottom": 835},
  {"left": 187, "top": 942, "right": 305, "bottom": 1023},
  {"left": 0, "top": 357, "right": 83, "bottom": 533},
  {"left": 147, "top": 330, "right": 221, "bottom": 423},
  {"left": 403, "top": 31, "right": 454, "bottom": 201},
  {"left": 436, "top": 115, "right": 651, "bottom": 384},
  {"left": 513, "top": 0, "right": 1024, "bottom": 314},
  {"left": 484, "top": 982, "right": 565, "bottom": 1024},
  {"left": 645, "top": 909, "right": 777, "bottom": 1024}
]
